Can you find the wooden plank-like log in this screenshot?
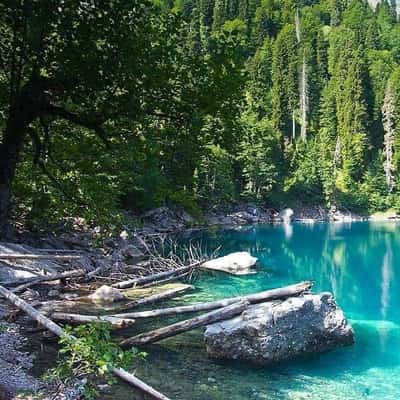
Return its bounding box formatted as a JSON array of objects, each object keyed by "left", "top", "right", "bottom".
[
  {"left": 0, "top": 254, "right": 82, "bottom": 260},
  {"left": 120, "top": 300, "right": 249, "bottom": 347},
  {"left": 113, "top": 281, "right": 312, "bottom": 320},
  {"left": 0, "top": 285, "right": 170, "bottom": 400},
  {"left": 112, "top": 262, "right": 199, "bottom": 289},
  {"left": 51, "top": 313, "right": 135, "bottom": 329}
]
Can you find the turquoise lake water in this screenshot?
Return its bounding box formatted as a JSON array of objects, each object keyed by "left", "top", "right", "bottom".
[
  {"left": 36, "top": 221, "right": 400, "bottom": 399},
  {"left": 111, "top": 221, "right": 400, "bottom": 400}
]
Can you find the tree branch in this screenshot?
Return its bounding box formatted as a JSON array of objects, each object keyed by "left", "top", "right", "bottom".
[
  {"left": 45, "top": 104, "right": 110, "bottom": 148},
  {"left": 36, "top": 160, "right": 88, "bottom": 208}
]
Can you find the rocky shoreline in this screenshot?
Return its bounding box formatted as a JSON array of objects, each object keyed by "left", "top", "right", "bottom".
[
  {"left": 138, "top": 204, "right": 379, "bottom": 235},
  {"left": 0, "top": 322, "right": 42, "bottom": 399}
]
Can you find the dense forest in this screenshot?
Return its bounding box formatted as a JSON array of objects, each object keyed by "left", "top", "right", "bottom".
[{"left": 1, "top": 0, "right": 400, "bottom": 233}]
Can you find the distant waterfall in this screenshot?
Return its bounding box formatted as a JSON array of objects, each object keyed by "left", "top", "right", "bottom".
[{"left": 295, "top": 9, "right": 308, "bottom": 142}]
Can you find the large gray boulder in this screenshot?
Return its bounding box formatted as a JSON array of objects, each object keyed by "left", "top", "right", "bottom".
[{"left": 204, "top": 293, "right": 354, "bottom": 365}]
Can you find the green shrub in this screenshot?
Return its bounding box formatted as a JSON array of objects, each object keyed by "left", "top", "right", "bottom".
[{"left": 46, "top": 323, "right": 146, "bottom": 399}]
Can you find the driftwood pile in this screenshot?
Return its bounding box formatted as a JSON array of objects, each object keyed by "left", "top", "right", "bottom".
[
  {"left": 0, "top": 241, "right": 313, "bottom": 400},
  {"left": 0, "top": 241, "right": 204, "bottom": 399}
]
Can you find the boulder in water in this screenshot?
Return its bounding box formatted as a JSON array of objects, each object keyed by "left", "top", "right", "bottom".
[
  {"left": 204, "top": 293, "right": 354, "bottom": 364},
  {"left": 201, "top": 252, "right": 258, "bottom": 275},
  {"left": 279, "top": 208, "right": 294, "bottom": 223}
]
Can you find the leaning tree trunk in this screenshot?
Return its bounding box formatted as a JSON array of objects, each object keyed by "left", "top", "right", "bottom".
[
  {"left": 0, "top": 116, "right": 27, "bottom": 237},
  {"left": 0, "top": 77, "right": 45, "bottom": 237}
]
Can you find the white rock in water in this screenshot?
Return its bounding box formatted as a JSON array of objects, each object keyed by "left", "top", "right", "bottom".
[
  {"left": 279, "top": 208, "right": 294, "bottom": 222},
  {"left": 201, "top": 252, "right": 257, "bottom": 275},
  {"left": 204, "top": 293, "right": 354, "bottom": 365},
  {"left": 89, "top": 285, "right": 125, "bottom": 303}
]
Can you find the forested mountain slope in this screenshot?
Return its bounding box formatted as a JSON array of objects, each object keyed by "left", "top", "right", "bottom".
[{"left": 1, "top": 0, "right": 400, "bottom": 231}]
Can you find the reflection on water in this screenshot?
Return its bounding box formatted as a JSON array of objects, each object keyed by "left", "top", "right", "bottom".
[
  {"left": 380, "top": 238, "right": 392, "bottom": 320},
  {"left": 33, "top": 222, "right": 400, "bottom": 400}
]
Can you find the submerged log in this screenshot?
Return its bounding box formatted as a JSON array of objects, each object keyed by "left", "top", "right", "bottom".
[
  {"left": 120, "top": 300, "right": 249, "bottom": 347},
  {"left": 121, "top": 284, "right": 193, "bottom": 310},
  {"left": 113, "top": 281, "right": 312, "bottom": 320},
  {"left": 51, "top": 313, "right": 135, "bottom": 329},
  {"left": 0, "top": 285, "right": 171, "bottom": 400},
  {"left": 112, "top": 262, "right": 200, "bottom": 289}
]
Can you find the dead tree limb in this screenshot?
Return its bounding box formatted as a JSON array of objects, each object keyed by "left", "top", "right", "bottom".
[
  {"left": 0, "top": 285, "right": 170, "bottom": 400},
  {"left": 113, "top": 281, "right": 312, "bottom": 320},
  {"left": 112, "top": 262, "right": 200, "bottom": 289},
  {"left": 120, "top": 300, "right": 249, "bottom": 347}
]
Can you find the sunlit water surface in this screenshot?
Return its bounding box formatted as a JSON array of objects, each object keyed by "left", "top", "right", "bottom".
[{"left": 34, "top": 222, "right": 400, "bottom": 399}]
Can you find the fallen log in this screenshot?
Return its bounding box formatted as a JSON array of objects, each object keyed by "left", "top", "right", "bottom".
[
  {"left": 112, "top": 262, "right": 199, "bottom": 289},
  {"left": 0, "top": 254, "right": 82, "bottom": 260},
  {"left": 51, "top": 313, "right": 135, "bottom": 329},
  {"left": 2, "top": 269, "right": 86, "bottom": 287},
  {"left": 120, "top": 300, "right": 249, "bottom": 347},
  {"left": 113, "top": 281, "right": 312, "bottom": 320},
  {"left": 0, "top": 285, "right": 171, "bottom": 400},
  {"left": 121, "top": 284, "right": 193, "bottom": 310}
]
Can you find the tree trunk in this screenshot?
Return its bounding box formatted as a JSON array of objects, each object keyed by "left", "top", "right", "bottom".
[{"left": 0, "top": 76, "right": 46, "bottom": 237}]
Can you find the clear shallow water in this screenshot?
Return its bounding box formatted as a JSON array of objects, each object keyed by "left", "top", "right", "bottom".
[{"left": 36, "top": 222, "right": 400, "bottom": 399}]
